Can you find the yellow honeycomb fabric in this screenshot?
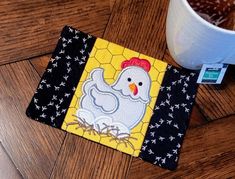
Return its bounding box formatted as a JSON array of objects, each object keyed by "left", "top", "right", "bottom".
[{"left": 61, "top": 38, "right": 167, "bottom": 156}]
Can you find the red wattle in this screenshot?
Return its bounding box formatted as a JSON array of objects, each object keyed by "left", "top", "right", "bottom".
[{"left": 133, "top": 86, "right": 138, "bottom": 95}]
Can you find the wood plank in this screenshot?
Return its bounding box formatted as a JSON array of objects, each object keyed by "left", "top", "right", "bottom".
[
  {"left": 103, "top": 0, "right": 169, "bottom": 60},
  {"left": 30, "top": 0, "right": 170, "bottom": 76},
  {"left": 30, "top": 54, "right": 51, "bottom": 76},
  {"left": 0, "top": 60, "right": 65, "bottom": 179},
  {"left": 0, "top": 0, "right": 112, "bottom": 65},
  {"left": 50, "top": 0, "right": 170, "bottom": 178},
  {"left": 128, "top": 115, "right": 235, "bottom": 178},
  {"left": 189, "top": 104, "right": 207, "bottom": 128},
  {"left": 109, "top": 0, "right": 117, "bottom": 11},
  {"left": 0, "top": 142, "right": 23, "bottom": 179},
  {"left": 196, "top": 65, "right": 235, "bottom": 120},
  {"left": 163, "top": 49, "right": 235, "bottom": 120},
  {"left": 50, "top": 135, "right": 131, "bottom": 179}
]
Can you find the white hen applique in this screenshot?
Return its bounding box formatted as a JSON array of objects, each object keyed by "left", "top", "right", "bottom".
[{"left": 75, "top": 57, "right": 151, "bottom": 139}]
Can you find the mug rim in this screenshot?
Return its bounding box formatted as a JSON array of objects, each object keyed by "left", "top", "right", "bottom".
[{"left": 183, "top": 0, "right": 235, "bottom": 34}]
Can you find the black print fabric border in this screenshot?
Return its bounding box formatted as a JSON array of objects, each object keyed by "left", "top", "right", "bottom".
[
  {"left": 26, "top": 26, "right": 96, "bottom": 128},
  {"left": 139, "top": 65, "right": 199, "bottom": 170}
]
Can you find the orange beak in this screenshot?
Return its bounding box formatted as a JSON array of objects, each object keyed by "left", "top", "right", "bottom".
[{"left": 129, "top": 83, "right": 138, "bottom": 95}]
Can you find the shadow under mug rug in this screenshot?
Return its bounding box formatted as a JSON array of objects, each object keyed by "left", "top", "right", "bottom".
[{"left": 26, "top": 26, "right": 199, "bottom": 170}]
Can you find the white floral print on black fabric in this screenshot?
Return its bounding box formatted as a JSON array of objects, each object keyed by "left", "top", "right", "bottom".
[
  {"left": 139, "top": 65, "right": 198, "bottom": 170},
  {"left": 26, "top": 26, "right": 96, "bottom": 128}
]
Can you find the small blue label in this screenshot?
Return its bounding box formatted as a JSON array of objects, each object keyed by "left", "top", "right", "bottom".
[{"left": 197, "top": 64, "right": 228, "bottom": 84}]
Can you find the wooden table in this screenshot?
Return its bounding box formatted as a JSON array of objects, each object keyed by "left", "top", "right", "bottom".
[{"left": 0, "top": 1, "right": 234, "bottom": 178}]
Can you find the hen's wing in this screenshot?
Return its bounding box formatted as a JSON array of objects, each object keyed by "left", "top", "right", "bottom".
[
  {"left": 89, "top": 85, "right": 119, "bottom": 114},
  {"left": 82, "top": 68, "right": 119, "bottom": 113},
  {"left": 83, "top": 68, "right": 112, "bottom": 94}
]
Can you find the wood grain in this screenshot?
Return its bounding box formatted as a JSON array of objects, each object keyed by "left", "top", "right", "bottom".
[
  {"left": 0, "top": 0, "right": 112, "bottom": 65},
  {"left": 189, "top": 104, "right": 207, "bottom": 128},
  {"left": 30, "top": 0, "right": 170, "bottom": 76},
  {"left": 0, "top": 60, "right": 65, "bottom": 179},
  {"left": 128, "top": 115, "right": 235, "bottom": 178},
  {"left": 50, "top": 135, "right": 131, "bottom": 179},
  {"left": 163, "top": 49, "right": 235, "bottom": 120},
  {"left": 30, "top": 54, "right": 51, "bottom": 76},
  {"left": 0, "top": 142, "right": 23, "bottom": 179},
  {"left": 196, "top": 65, "right": 235, "bottom": 120},
  {"left": 103, "top": 0, "right": 169, "bottom": 60},
  {"left": 50, "top": 0, "right": 171, "bottom": 178}
]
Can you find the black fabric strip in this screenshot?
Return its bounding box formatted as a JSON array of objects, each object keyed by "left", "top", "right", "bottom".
[
  {"left": 26, "top": 26, "right": 96, "bottom": 128},
  {"left": 139, "top": 65, "right": 199, "bottom": 170}
]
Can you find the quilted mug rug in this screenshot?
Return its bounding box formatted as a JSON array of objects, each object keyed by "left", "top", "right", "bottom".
[{"left": 26, "top": 26, "right": 198, "bottom": 170}]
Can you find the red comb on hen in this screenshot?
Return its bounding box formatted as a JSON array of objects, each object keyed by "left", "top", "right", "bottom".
[{"left": 121, "top": 57, "right": 151, "bottom": 72}]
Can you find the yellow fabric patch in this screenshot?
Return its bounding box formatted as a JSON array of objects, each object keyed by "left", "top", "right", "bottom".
[{"left": 62, "top": 38, "right": 167, "bottom": 156}]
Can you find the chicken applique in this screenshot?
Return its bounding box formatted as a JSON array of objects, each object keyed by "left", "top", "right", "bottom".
[{"left": 75, "top": 57, "right": 152, "bottom": 139}]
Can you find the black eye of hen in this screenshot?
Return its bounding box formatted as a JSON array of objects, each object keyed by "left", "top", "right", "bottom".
[
  {"left": 127, "top": 78, "right": 131, "bottom": 82},
  {"left": 138, "top": 82, "right": 143, "bottom": 86}
]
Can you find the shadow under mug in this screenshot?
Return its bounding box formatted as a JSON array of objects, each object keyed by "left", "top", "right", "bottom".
[{"left": 166, "top": 0, "right": 235, "bottom": 70}]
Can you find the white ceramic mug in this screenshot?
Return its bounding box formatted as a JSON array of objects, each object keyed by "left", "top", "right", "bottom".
[{"left": 166, "top": 0, "right": 235, "bottom": 69}]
